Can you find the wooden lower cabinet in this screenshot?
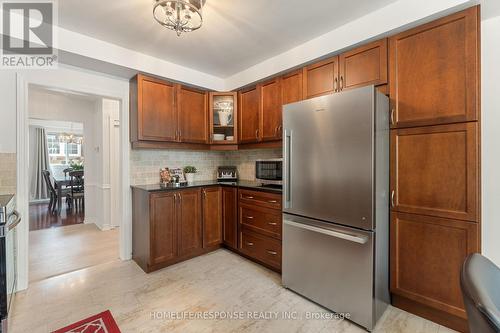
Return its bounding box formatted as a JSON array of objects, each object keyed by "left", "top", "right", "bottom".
[
  {"left": 178, "top": 189, "right": 203, "bottom": 256},
  {"left": 240, "top": 228, "right": 282, "bottom": 271},
  {"left": 222, "top": 187, "right": 238, "bottom": 249},
  {"left": 132, "top": 187, "right": 220, "bottom": 273},
  {"left": 390, "top": 211, "right": 480, "bottom": 331},
  {"left": 238, "top": 190, "right": 282, "bottom": 271},
  {"left": 202, "top": 187, "right": 222, "bottom": 248},
  {"left": 150, "top": 192, "right": 178, "bottom": 265}
]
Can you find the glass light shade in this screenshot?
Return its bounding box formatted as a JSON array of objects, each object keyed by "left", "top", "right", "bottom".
[{"left": 153, "top": 0, "right": 206, "bottom": 36}]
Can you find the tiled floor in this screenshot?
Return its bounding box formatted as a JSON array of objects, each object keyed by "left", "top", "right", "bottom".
[
  {"left": 13, "top": 249, "right": 457, "bottom": 333},
  {"left": 29, "top": 223, "right": 119, "bottom": 282}
]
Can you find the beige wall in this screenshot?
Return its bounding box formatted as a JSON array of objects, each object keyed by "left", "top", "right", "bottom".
[{"left": 0, "top": 153, "right": 16, "bottom": 195}]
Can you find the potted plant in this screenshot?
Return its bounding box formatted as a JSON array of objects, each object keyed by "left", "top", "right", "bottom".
[{"left": 183, "top": 166, "right": 197, "bottom": 183}]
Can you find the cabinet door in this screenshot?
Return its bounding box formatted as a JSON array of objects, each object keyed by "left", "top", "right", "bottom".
[
  {"left": 303, "top": 56, "right": 339, "bottom": 99},
  {"left": 150, "top": 193, "right": 177, "bottom": 265},
  {"left": 339, "top": 39, "right": 387, "bottom": 91},
  {"left": 281, "top": 70, "right": 303, "bottom": 105},
  {"left": 389, "top": 7, "right": 479, "bottom": 128},
  {"left": 391, "top": 123, "right": 478, "bottom": 222},
  {"left": 238, "top": 86, "right": 260, "bottom": 143},
  {"left": 260, "top": 78, "right": 282, "bottom": 141},
  {"left": 390, "top": 212, "right": 479, "bottom": 318},
  {"left": 202, "top": 187, "right": 222, "bottom": 248},
  {"left": 222, "top": 187, "right": 238, "bottom": 249},
  {"left": 137, "top": 75, "right": 177, "bottom": 142},
  {"left": 177, "top": 189, "right": 202, "bottom": 256},
  {"left": 177, "top": 85, "right": 208, "bottom": 144}
]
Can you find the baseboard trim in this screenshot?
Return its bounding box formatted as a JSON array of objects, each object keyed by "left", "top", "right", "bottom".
[{"left": 392, "top": 294, "right": 469, "bottom": 333}]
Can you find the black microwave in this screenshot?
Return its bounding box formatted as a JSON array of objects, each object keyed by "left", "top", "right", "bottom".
[{"left": 255, "top": 159, "right": 282, "bottom": 184}]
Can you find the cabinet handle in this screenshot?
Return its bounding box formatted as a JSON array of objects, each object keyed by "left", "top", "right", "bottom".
[
  {"left": 334, "top": 77, "right": 338, "bottom": 92},
  {"left": 274, "top": 126, "right": 278, "bottom": 136},
  {"left": 340, "top": 76, "right": 344, "bottom": 91},
  {"left": 278, "top": 125, "right": 282, "bottom": 138},
  {"left": 391, "top": 190, "right": 395, "bottom": 208},
  {"left": 390, "top": 108, "right": 395, "bottom": 125},
  {"left": 244, "top": 196, "right": 254, "bottom": 199},
  {"left": 244, "top": 216, "right": 254, "bottom": 219},
  {"left": 178, "top": 129, "right": 182, "bottom": 140},
  {"left": 267, "top": 200, "right": 278, "bottom": 203},
  {"left": 266, "top": 250, "right": 277, "bottom": 256},
  {"left": 246, "top": 242, "right": 254, "bottom": 246},
  {"left": 255, "top": 129, "right": 259, "bottom": 140},
  {"left": 267, "top": 222, "right": 277, "bottom": 226}
]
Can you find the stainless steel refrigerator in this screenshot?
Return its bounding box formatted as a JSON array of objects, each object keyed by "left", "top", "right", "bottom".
[{"left": 282, "top": 86, "right": 390, "bottom": 331}]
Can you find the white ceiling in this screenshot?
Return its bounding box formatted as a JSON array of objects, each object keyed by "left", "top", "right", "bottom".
[{"left": 58, "top": 0, "right": 399, "bottom": 78}]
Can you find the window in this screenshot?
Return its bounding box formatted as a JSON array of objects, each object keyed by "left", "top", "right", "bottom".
[
  {"left": 47, "top": 134, "right": 61, "bottom": 155},
  {"left": 67, "top": 143, "right": 81, "bottom": 156},
  {"left": 47, "top": 132, "right": 83, "bottom": 165}
]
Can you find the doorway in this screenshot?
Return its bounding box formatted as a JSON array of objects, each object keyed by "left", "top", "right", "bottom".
[{"left": 15, "top": 70, "right": 130, "bottom": 290}]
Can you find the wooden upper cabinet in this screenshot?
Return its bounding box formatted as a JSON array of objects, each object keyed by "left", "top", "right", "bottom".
[
  {"left": 202, "top": 187, "right": 222, "bottom": 248},
  {"left": 391, "top": 122, "right": 479, "bottom": 222},
  {"left": 133, "top": 74, "right": 177, "bottom": 142},
  {"left": 177, "top": 189, "right": 202, "bottom": 256},
  {"left": 150, "top": 193, "right": 177, "bottom": 265},
  {"left": 281, "top": 70, "right": 303, "bottom": 105},
  {"left": 177, "top": 85, "right": 208, "bottom": 144},
  {"left": 303, "top": 56, "right": 339, "bottom": 99},
  {"left": 390, "top": 212, "right": 479, "bottom": 318},
  {"left": 238, "top": 86, "right": 261, "bottom": 143},
  {"left": 389, "top": 6, "right": 479, "bottom": 128},
  {"left": 339, "top": 39, "right": 388, "bottom": 91},
  {"left": 222, "top": 187, "right": 238, "bottom": 249},
  {"left": 260, "top": 78, "right": 282, "bottom": 141}
]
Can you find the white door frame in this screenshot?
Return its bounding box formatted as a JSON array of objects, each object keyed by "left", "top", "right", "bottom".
[{"left": 16, "top": 69, "right": 131, "bottom": 291}]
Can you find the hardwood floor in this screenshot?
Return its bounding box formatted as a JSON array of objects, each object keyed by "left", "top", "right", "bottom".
[
  {"left": 29, "top": 223, "right": 119, "bottom": 283},
  {"left": 29, "top": 202, "right": 85, "bottom": 231}
]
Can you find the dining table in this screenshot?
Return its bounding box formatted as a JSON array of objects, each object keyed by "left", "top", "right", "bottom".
[{"left": 53, "top": 173, "right": 84, "bottom": 213}]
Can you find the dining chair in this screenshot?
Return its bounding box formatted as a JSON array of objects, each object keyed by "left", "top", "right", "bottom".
[
  {"left": 42, "top": 170, "right": 57, "bottom": 213},
  {"left": 67, "top": 170, "right": 84, "bottom": 211},
  {"left": 461, "top": 253, "right": 500, "bottom": 333}
]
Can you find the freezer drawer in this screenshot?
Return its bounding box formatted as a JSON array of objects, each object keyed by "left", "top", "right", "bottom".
[{"left": 282, "top": 214, "right": 377, "bottom": 330}]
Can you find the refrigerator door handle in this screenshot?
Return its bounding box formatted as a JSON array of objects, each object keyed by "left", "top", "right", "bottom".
[
  {"left": 284, "top": 129, "right": 292, "bottom": 209},
  {"left": 284, "top": 220, "right": 368, "bottom": 244}
]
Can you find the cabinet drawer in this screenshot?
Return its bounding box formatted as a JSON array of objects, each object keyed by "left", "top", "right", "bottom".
[
  {"left": 240, "top": 230, "right": 282, "bottom": 270},
  {"left": 240, "top": 204, "right": 282, "bottom": 239},
  {"left": 239, "top": 189, "right": 282, "bottom": 210}
]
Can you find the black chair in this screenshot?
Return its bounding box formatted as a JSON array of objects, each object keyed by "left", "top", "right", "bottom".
[
  {"left": 461, "top": 253, "right": 500, "bottom": 333},
  {"left": 42, "top": 170, "right": 57, "bottom": 212},
  {"left": 66, "top": 170, "right": 84, "bottom": 211}
]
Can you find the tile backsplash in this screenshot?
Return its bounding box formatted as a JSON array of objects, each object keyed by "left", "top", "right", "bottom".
[
  {"left": 130, "top": 148, "right": 282, "bottom": 185},
  {"left": 0, "top": 153, "right": 16, "bottom": 195},
  {"left": 224, "top": 149, "right": 282, "bottom": 181}
]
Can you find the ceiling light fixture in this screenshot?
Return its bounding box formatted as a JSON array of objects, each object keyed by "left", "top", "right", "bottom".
[{"left": 153, "top": 0, "right": 206, "bottom": 37}]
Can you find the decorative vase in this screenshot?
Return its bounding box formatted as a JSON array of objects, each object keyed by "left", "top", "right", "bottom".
[
  {"left": 218, "top": 110, "right": 233, "bottom": 126},
  {"left": 185, "top": 173, "right": 195, "bottom": 183}
]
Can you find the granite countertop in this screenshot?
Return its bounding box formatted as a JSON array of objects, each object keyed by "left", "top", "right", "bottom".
[{"left": 131, "top": 180, "right": 282, "bottom": 194}]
